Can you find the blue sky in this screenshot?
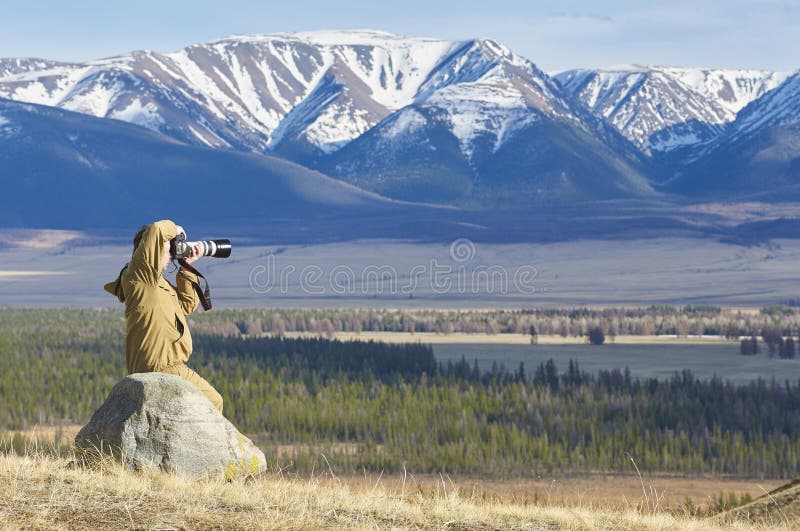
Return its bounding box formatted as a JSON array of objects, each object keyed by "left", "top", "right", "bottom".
[{"left": 1, "top": 0, "right": 798, "bottom": 72}]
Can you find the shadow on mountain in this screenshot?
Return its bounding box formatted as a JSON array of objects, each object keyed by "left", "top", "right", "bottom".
[
  {"left": 646, "top": 119, "right": 726, "bottom": 180},
  {"left": 663, "top": 122, "right": 800, "bottom": 200},
  {"left": 0, "top": 98, "right": 418, "bottom": 232},
  {"left": 322, "top": 105, "right": 657, "bottom": 206}
]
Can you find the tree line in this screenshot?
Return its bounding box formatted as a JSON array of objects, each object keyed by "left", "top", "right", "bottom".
[
  {"left": 740, "top": 330, "right": 798, "bottom": 358},
  {"left": 189, "top": 305, "right": 800, "bottom": 339}
]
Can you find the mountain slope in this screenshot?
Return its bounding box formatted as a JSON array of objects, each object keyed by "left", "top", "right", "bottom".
[
  {"left": 323, "top": 41, "right": 655, "bottom": 204},
  {"left": 665, "top": 71, "right": 800, "bottom": 198},
  {"left": 555, "top": 67, "right": 789, "bottom": 154},
  {"left": 0, "top": 98, "right": 401, "bottom": 229}
]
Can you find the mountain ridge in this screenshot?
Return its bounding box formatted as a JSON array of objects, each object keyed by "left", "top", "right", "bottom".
[
  {"left": 554, "top": 66, "right": 789, "bottom": 154},
  {"left": 665, "top": 71, "right": 800, "bottom": 198},
  {"left": 1, "top": 30, "right": 798, "bottom": 205}
]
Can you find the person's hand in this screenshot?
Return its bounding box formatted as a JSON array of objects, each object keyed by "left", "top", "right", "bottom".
[{"left": 183, "top": 242, "right": 204, "bottom": 265}]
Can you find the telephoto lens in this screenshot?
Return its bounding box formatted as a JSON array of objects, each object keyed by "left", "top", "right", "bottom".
[{"left": 194, "top": 239, "right": 231, "bottom": 258}]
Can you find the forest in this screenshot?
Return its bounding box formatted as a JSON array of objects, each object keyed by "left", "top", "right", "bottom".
[{"left": 1, "top": 308, "right": 799, "bottom": 478}]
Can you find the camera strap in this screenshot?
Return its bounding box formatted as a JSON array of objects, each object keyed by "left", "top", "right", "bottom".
[{"left": 177, "top": 259, "right": 213, "bottom": 311}]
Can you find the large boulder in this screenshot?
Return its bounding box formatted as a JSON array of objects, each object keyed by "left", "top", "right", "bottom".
[{"left": 75, "top": 373, "right": 267, "bottom": 480}]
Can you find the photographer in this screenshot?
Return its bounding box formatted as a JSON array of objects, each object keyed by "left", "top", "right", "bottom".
[{"left": 104, "top": 220, "right": 223, "bottom": 412}]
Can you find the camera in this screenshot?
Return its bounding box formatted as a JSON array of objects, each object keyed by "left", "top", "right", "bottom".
[{"left": 170, "top": 233, "right": 231, "bottom": 259}]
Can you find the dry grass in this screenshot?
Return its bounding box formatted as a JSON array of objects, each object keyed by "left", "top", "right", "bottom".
[
  {"left": 3, "top": 425, "right": 82, "bottom": 445},
  {"left": 0, "top": 450, "right": 795, "bottom": 530},
  {"left": 10, "top": 427, "right": 781, "bottom": 511},
  {"left": 338, "top": 473, "right": 784, "bottom": 513}
]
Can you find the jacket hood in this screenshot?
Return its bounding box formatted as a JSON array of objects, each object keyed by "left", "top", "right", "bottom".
[{"left": 105, "top": 264, "right": 128, "bottom": 303}]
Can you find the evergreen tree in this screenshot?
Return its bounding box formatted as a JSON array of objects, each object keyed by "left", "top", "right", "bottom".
[
  {"left": 588, "top": 326, "right": 605, "bottom": 345},
  {"left": 529, "top": 325, "right": 538, "bottom": 344},
  {"left": 762, "top": 327, "right": 783, "bottom": 356},
  {"left": 740, "top": 339, "right": 755, "bottom": 356},
  {"left": 780, "top": 338, "right": 796, "bottom": 359}
]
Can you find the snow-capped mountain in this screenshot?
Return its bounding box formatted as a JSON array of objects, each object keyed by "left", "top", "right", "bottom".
[
  {"left": 310, "top": 34, "right": 656, "bottom": 204},
  {"left": 0, "top": 31, "right": 466, "bottom": 155},
  {"left": 0, "top": 58, "right": 73, "bottom": 78},
  {"left": 0, "top": 31, "right": 656, "bottom": 203},
  {"left": 320, "top": 39, "right": 655, "bottom": 203},
  {"left": 666, "top": 71, "right": 800, "bottom": 198},
  {"left": 0, "top": 31, "right": 590, "bottom": 162},
  {"left": 555, "top": 67, "right": 789, "bottom": 154},
  {"left": 2, "top": 31, "right": 798, "bottom": 205},
  {"left": 354, "top": 38, "right": 579, "bottom": 167},
  {"left": 726, "top": 71, "right": 800, "bottom": 143}
]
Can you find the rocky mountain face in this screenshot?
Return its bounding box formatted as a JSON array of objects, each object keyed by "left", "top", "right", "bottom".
[
  {"left": 726, "top": 71, "right": 800, "bottom": 144},
  {"left": 667, "top": 72, "right": 800, "bottom": 198},
  {"left": 321, "top": 39, "right": 655, "bottom": 203},
  {"left": 555, "top": 67, "right": 789, "bottom": 154},
  {"left": 0, "top": 31, "right": 462, "bottom": 155}
]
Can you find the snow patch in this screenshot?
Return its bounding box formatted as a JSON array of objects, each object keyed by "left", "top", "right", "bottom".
[
  {"left": 425, "top": 82, "right": 538, "bottom": 159},
  {"left": 214, "top": 31, "right": 458, "bottom": 111},
  {"left": 330, "top": 38, "right": 455, "bottom": 110},
  {"left": 61, "top": 74, "right": 124, "bottom": 117},
  {"left": 1, "top": 66, "right": 94, "bottom": 107},
  {"left": 664, "top": 67, "right": 791, "bottom": 114},
  {"left": 647, "top": 129, "right": 704, "bottom": 152},
  {"left": 228, "top": 52, "right": 281, "bottom": 132},
  {"left": 187, "top": 124, "right": 219, "bottom": 147},
  {"left": 304, "top": 101, "right": 373, "bottom": 153},
  {"left": 168, "top": 51, "right": 233, "bottom": 120},
  {"left": 381, "top": 108, "right": 427, "bottom": 138},
  {"left": 109, "top": 99, "right": 164, "bottom": 130}
]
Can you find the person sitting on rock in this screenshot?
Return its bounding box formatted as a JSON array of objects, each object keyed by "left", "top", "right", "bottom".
[{"left": 104, "top": 220, "right": 223, "bottom": 412}]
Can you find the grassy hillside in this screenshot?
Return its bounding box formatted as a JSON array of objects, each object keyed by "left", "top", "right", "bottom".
[{"left": 0, "top": 450, "right": 793, "bottom": 530}]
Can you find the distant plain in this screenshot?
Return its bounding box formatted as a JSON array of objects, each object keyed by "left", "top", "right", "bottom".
[{"left": 1, "top": 235, "right": 799, "bottom": 308}]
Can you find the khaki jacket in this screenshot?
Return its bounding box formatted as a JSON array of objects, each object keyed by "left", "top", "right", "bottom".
[{"left": 104, "top": 220, "right": 200, "bottom": 374}]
